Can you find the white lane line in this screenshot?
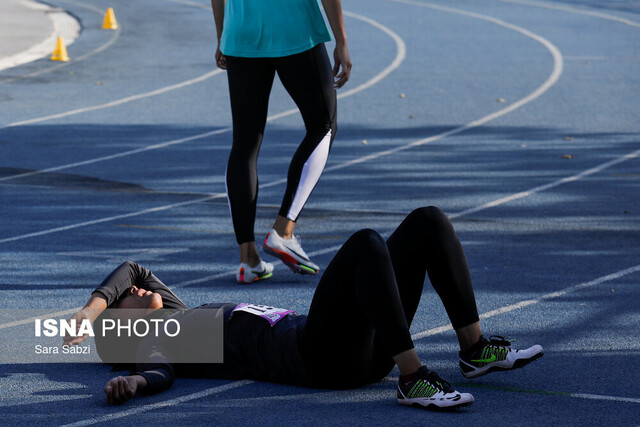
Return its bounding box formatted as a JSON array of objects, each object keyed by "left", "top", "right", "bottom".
[
  {"left": 325, "top": 0, "right": 564, "bottom": 173},
  {"left": 266, "top": 10, "right": 407, "bottom": 123},
  {"left": 571, "top": 393, "right": 640, "bottom": 404},
  {"left": 411, "top": 264, "right": 640, "bottom": 340},
  {"left": 59, "top": 380, "right": 254, "bottom": 427},
  {"left": 6, "top": 4, "right": 635, "bottom": 421},
  {"left": 0, "top": 10, "right": 406, "bottom": 182},
  {"left": 449, "top": 147, "right": 640, "bottom": 219},
  {"left": 53, "top": 263, "right": 640, "bottom": 426},
  {"left": 0, "top": 0, "right": 80, "bottom": 72},
  {"left": 0, "top": 2, "right": 563, "bottom": 242},
  {"left": 0, "top": 192, "right": 226, "bottom": 244},
  {"left": 2, "top": 144, "right": 636, "bottom": 322},
  {"left": 1, "top": 69, "right": 224, "bottom": 129},
  {"left": 0, "top": 127, "right": 232, "bottom": 183},
  {"left": 0, "top": 307, "right": 79, "bottom": 330},
  {"left": 500, "top": 0, "right": 640, "bottom": 28},
  {"left": 165, "top": 0, "right": 212, "bottom": 10},
  {"left": 457, "top": 382, "right": 640, "bottom": 404}
]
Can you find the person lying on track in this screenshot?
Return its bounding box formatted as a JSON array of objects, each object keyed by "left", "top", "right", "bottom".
[{"left": 65, "top": 206, "right": 543, "bottom": 410}]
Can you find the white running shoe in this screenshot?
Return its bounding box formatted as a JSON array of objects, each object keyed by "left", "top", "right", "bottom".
[
  {"left": 459, "top": 335, "right": 544, "bottom": 379},
  {"left": 236, "top": 260, "right": 274, "bottom": 284},
  {"left": 397, "top": 366, "right": 474, "bottom": 411},
  {"left": 263, "top": 229, "right": 319, "bottom": 274}
]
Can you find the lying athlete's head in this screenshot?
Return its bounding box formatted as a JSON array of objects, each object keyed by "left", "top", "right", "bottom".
[
  {"left": 94, "top": 286, "right": 164, "bottom": 366},
  {"left": 112, "top": 285, "right": 163, "bottom": 312}
]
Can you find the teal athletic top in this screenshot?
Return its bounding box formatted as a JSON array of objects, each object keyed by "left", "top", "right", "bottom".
[{"left": 220, "top": 0, "right": 332, "bottom": 58}]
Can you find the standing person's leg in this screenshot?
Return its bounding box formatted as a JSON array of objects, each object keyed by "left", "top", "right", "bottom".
[
  {"left": 263, "top": 44, "right": 337, "bottom": 275},
  {"left": 225, "top": 56, "right": 276, "bottom": 283}
]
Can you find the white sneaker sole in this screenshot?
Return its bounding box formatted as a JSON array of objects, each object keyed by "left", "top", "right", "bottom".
[{"left": 398, "top": 393, "right": 474, "bottom": 410}]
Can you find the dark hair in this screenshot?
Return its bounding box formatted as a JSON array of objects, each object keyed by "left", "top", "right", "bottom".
[{"left": 93, "top": 310, "right": 139, "bottom": 369}]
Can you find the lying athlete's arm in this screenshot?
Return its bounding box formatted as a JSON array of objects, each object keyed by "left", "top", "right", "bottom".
[
  {"left": 104, "top": 347, "right": 175, "bottom": 404},
  {"left": 93, "top": 261, "right": 188, "bottom": 309},
  {"left": 63, "top": 294, "right": 107, "bottom": 346},
  {"left": 104, "top": 374, "right": 148, "bottom": 405},
  {"left": 64, "top": 261, "right": 139, "bottom": 346}
]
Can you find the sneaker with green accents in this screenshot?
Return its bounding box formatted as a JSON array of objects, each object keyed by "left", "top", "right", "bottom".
[
  {"left": 397, "top": 366, "right": 474, "bottom": 410},
  {"left": 459, "top": 335, "right": 543, "bottom": 379}
]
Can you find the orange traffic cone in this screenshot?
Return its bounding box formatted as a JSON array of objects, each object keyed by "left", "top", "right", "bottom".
[
  {"left": 51, "top": 37, "right": 69, "bottom": 61},
  {"left": 102, "top": 8, "right": 118, "bottom": 29}
]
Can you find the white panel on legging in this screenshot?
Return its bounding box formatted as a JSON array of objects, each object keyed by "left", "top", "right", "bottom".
[{"left": 287, "top": 129, "right": 331, "bottom": 221}]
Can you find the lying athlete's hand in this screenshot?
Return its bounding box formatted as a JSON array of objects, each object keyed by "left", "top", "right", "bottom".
[
  {"left": 62, "top": 308, "right": 92, "bottom": 346},
  {"left": 104, "top": 376, "right": 138, "bottom": 405}
]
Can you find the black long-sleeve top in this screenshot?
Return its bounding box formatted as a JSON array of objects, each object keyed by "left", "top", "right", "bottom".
[{"left": 92, "top": 261, "right": 312, "bottom": 394}]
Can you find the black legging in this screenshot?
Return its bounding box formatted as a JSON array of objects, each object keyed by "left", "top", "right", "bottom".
[
  {"left": 300, "top": 207, "right": 479, "bottom": 389},
  {"left": 225, "top": 43, "right": 337, "bottom": 244}
]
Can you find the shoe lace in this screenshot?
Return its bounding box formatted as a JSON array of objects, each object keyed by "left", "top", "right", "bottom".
[
  {"left": 426, "top": 371, "right": 454, "bottom": 393},
  {"left": 488, "top": 335, "right": 513, "bottom": 347},
  {"left": 288, "top": 234, "right": 309, "bottom": 255}
]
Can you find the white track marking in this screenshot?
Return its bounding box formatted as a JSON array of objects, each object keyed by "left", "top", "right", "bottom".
[
  {"left": 0, "top": 10, "right": 405, "bottom": 181},
  {"left": 0, "top": 2, "right": 564, "bottom": 241},
  {"left": 268, "top": 10, "right": 407, "bottom": 123},
  {"left": 0, "top": 0, "right": 615, "bottom": 314},
  {"left": 411, "top": 264, "right": 640, "bottom": 340},
  {"left": 165, "top": 0, "right": 212, "bottom": 10},
  {"left": 1, "top": 69, "right": 224, "bottom": 129},
  {"left": 500, "top": 0, "right": 640, "bottom": 28},
  {"left": 50, "top": 263, "right": 640, "bottom": 426},
  {"left": 0, "top": 307, "right": 79, "bottom": 330},
  {"left": 2, "top": 145, "right": 636, "bottom": 317},
  {"left": 0, "top": 0, "right": 80, "bottom": 72},
  {"left": 449, "top": 148, "right": 640, "bottom": 219},
  {"left": 326, "top": 0, "right": 564, "bottom": 172},
  {"left": 2, "top": 3, "right": 638, "bottom": 420},
  {"left": 0, "top": 0, "right": 119, "bottom": 83},
  {"left": 571, "top": 393, "right": 640, "bottom": 404},
  {"left": 59, "top": 380, "right": 254, "bottom": 427},
  {"left": 0, "top": 192, "right": 226, "bottom": 244},
  {"left": 0, "top": 128, "right": 231, "bottom": 183}
]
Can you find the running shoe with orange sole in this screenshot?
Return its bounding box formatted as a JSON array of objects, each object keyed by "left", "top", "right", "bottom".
[{"left": 263, "top": 229, "right": 319, "bottom": 274}]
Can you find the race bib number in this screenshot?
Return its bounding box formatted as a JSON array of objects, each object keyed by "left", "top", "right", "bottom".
[{"left": 232, "top": 303, "right": 295, "bottom": 326}]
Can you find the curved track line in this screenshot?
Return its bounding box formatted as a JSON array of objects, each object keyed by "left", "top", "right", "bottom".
[
  {"left": 166, "top": 146, "right": 640, "bottom": 290},
  {"left": 267, "top": 10, "right": 407, "bottom": 122},
  {"left": 60, "top": 380, "right": 254, "bottom": 427},
  {"left": 449, "top": 148, "right": 640, "bottom": 219},
  {"left": 411, "top": 263, "right": 640, "bottom": 340},
  {"left": 2, "top": 68, "right": 224, "bottom": 129},
  {"left": 0, "top": 3, "right": 562, "bottom": 243},
  {"left": 0, "top": 0, "right": 80, "bottom": 72},
  {"left": 0, "top": 191, "right": 225, "bottom": 244},
  {"left": 1, "top": 3, "right": 636, "bottom": 420},
  {"left": 53, "top": 263, "right": 640, "bottom": 426},
  {"left": 500, "top": 0, "right": 640, "bottom": 28},
  {"left": 0, "top": 10, "right": 406, "bottom": 182},
  {"left": 0, "top": 0, "right": 121, "bottom": 84}
]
